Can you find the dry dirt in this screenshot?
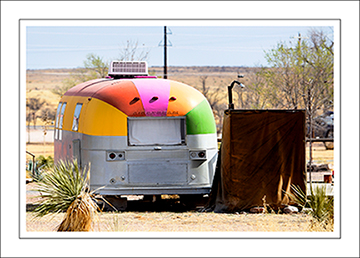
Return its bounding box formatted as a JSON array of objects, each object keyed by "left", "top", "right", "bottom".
[
  {"left": 25, "top": 181, "right": 330, "bottom": 233},
  {"left": 26, "top": 209, "right": 316, "bottom": 232},
  {"left": 26, "top": 142, "right": 54, "bottom": 158}
]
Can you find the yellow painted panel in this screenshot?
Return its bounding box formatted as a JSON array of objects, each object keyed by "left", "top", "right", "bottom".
[
  {"left": 59, "top": 95, "right": 127, "bottom": 136},
  {"left": 80, "top": 98, "right": 128, "bottom": 136}
]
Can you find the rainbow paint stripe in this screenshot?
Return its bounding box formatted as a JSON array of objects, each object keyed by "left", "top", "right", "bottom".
[{"left": 60, "top": 78, "right": 216, "bottom": 136}]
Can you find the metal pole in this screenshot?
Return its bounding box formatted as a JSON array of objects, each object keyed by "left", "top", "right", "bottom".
[
  {"left": 164, "top": 26, "right": 167, "bottom": 79},
  {"left": 228, "top": 80, "right": 240, "bottom": 110},
  {"left": 26, "top": 151, "right": 35, "bottom": 178},
  {"left": 228, "top": 85, "right": 234, "bottom": 110},
  {"left": 308, "top": 88, "right": 313, "bottom": 187}
]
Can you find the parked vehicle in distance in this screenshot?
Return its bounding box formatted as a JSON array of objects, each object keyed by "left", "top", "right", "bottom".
[{"left": 307, "top": 110, "right": 334, "bottom": 150}]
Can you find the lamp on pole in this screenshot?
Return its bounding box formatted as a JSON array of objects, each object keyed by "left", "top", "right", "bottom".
[{"left": 227, "top": 75, "right": 245, "bottom": 110}]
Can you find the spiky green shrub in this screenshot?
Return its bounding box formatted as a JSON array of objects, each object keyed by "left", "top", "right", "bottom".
[
  {"left": 36, "top": 155, "right": 54, "bottom": 169},
  {"left": 289, "top": 184, "right": 308, "bottom": 210},
  {"left": 307, "top": 185, "right": 334, "bottom": 223},
  {"left": 33, "top": 159, "right": 100, "bottom": 231},
  {"left": 289, "top": 184, "right": 334, "bottom": 230}
]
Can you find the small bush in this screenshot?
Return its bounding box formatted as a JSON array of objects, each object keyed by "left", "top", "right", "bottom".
[{"left": 36, "top": 155, "right": 54, "bottom": 169}]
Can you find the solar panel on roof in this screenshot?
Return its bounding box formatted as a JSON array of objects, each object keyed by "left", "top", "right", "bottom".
[{"left": 109, "top": 61, "right": 148, "bottom": 77}]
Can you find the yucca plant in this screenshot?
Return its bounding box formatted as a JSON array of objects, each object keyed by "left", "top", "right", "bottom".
[
  {"left": 33, "top": 159, "right": 100, "bottom": 231},
  {"left": 307, "top": 185, "right": 334, "bottom": 223},
  {"left": 288, "top": 184, "right": 308, "bottom": 210},
  {"left": 289, "top": 183, "right": 334, "bottom": 230}
]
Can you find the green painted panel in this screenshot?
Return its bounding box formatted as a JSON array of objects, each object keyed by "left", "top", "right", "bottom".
[{"left": 186, "top": 99, "right": 216, "bottom": 134}]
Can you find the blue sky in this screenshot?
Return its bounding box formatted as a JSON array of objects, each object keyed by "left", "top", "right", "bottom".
[{"left": 26, "top": 25, "right": 333, "bottom": 69}]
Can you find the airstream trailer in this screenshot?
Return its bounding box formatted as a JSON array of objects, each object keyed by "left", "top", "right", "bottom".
[{"left": 54, "top": 61, "right": 218, "bottom": 200}]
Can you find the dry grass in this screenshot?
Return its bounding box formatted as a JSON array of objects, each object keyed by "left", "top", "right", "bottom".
[
  {"left": 26, "top": 180, "right": 334, "bottom": 233},
  {"left": 27, "top": 211, "right": 318, "bottom": 232},
  {"left": 26, "top": 142, "right": 54, "bottom": 158},
  {"left": 26, "top": 69, "right": 74, "bottom": 90},
  {"left": 26, "top": 183, "right": 331, "bottom": 233},
  {"left": 57, "top": 192, "right": 98, "bottom": 232},
  {"left": 306, "top": 142, "right": 334, "bottom": 167},
  {"left": 26, "top": 89, "right": 60, "bottom": 105}
]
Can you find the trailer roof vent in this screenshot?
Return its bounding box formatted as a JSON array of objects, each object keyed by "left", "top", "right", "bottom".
[{"left": 108, "top": 61, "right": 148, "bottom": 78}]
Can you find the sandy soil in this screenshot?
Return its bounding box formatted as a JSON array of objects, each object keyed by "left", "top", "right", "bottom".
[
  {"left": 26, "top": 210, "right": 315, "bottom": 232},
  {"left": 26, "top": 182, "right": 331, "bottom": 233}
]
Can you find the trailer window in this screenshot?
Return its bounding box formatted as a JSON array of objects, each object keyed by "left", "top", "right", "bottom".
[
  {"left": 57, "top": 102, "right": 67, "bottom": 140},
  {"left": 128, "top": 117, "right": 186, "bottom": 146},
  {"left": 72, "top": 103, "right": 83, "bottom": 131},
  {"left": 55, "top": 102, "right": 62, "bottom": 128},
  {"left": 54, "top": 102, "right": 62, "bottom": 140},
  {"left": 59, "top": 103, "right": 67, "bottom": 129}
]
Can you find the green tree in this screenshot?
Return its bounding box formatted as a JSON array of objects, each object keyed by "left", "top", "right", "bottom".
[
  {"left": 258, "top": 29, "right": 333, "bottom": 112},
  {"left": 257, "top": 29, "right": 334, "bottom": 183},
  {"left": 83, "top": 53, "right": 109, "bottom": 78},
  {"left": 52, "top": 54, "right": 109, "bottom": 97}
]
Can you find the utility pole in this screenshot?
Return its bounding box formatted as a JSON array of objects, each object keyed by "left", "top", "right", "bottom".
[
  {"left": 159, "top": 26, "right": 172, "bottom": 79},
  {"left": 164, "top": 26, "right": 167, "bottom": 79},
  {"left": 292, "top": 32, "right": 313, "bottom": 187},
  {"left": 291, "top": 33, "right": 308, "bottom": 109}
]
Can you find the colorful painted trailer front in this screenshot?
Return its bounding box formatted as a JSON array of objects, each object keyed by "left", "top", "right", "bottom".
[{"left": 54, "top": 62, "right": 218, "bottom": 196}]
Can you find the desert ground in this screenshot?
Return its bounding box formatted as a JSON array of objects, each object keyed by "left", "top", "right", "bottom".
[
  {"left": 26, "top": 178, "right": 324, "bottom": 232},
  {"left": 26, "top": 209, "right": 316, "bottom": 232}
]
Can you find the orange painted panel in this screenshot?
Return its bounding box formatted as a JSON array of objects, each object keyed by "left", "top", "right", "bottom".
[
  {"left": 167, "top": 81, "right": 205, "bottom": 116},
  {"left": 92, "top": 80, "right": 145, "bottom": 117},
  {"left": 64, "top": 79, "right": 108, "bottom": 96}
]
